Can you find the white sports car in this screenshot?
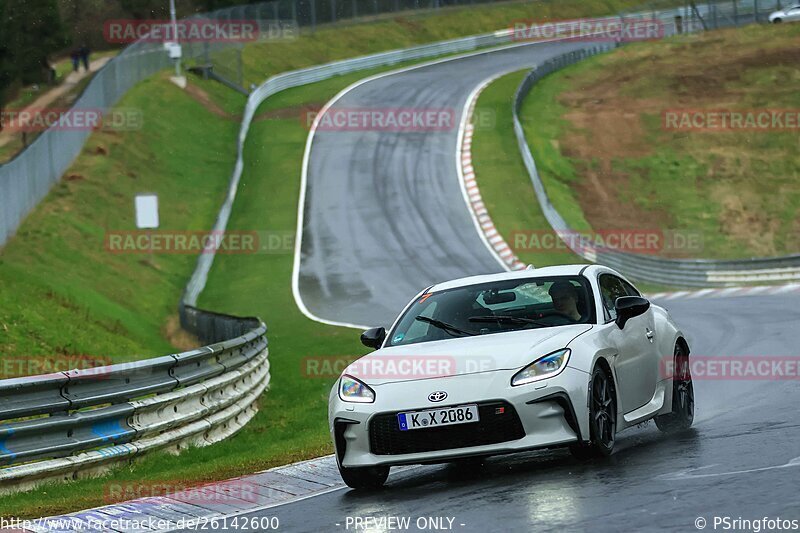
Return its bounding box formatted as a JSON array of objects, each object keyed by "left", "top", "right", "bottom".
[
  {"left": 328, "top": 265, "right": 694, "bottom": 489},
  {"left": 769, "top": 4, "right": 800, "bottom": 23}
]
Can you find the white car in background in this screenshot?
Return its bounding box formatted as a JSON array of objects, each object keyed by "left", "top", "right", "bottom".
[
  {"left": 769, "top": 5, "right": 800, "bottom": 22},
  {"left": 328, "top": 265, "right": 694, "bottom": 489}
]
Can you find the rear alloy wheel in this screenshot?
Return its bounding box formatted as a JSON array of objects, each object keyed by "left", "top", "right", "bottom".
[
  {"left": 655, "top": 343, "right": 694, "bottom": 433},
  {"left": 337, "top": 463, "right": 389, "bottom": 490},
  {"left": 570, "top": 365, "right": 616, "bottom": 459}
]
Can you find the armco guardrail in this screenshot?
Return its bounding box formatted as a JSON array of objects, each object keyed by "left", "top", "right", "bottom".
[
  {"left": 0, "top": 306, "right": 268, "bottom": 494},
  {"left": 512, "top": 6, "right": 800, "bottom": 287}
]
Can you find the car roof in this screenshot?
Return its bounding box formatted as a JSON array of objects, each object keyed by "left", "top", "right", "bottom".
[{"left": 428, "top": 264, "right": 598, "bottom": 292}]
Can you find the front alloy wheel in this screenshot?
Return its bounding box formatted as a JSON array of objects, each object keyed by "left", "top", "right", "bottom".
[
  {"left": 655, "top": 343, "right": 694, "bottom": 433},
  {"left": 570, "top": 365, "right": 616, "bottom": 459}
]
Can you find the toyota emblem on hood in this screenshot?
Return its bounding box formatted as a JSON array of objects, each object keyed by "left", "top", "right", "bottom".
[{"left": 428, "top": 391, "right": 448, "bottom": 402}]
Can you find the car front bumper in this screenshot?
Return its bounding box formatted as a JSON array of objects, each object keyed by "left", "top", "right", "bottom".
[{"left": 329, "top": 366, "right": 591, "bottom": 468}]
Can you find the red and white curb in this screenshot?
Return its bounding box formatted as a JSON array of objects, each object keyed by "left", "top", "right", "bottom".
[
  {"left": 648, "top": 283, "right": 800, "bottom": 301},
  {"left": 459, "top": 77, "right": 527, "bottom": 272}
]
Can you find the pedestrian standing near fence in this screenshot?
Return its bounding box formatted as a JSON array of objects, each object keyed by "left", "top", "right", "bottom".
[{"left": 79, "top": 44, "right": 90, "bottom": 72}]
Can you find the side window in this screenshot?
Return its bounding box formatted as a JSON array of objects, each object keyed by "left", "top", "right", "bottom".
[
  {"left": 599, "top": 275, "right": 628, "bottom": 320},
  {"left": 620, "top": 279, "right": 641, "bottom": 297}
]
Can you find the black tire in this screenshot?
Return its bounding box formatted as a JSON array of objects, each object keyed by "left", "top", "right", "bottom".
[
  {"left": 773, "top": 18, "right": 782, "bottom": 23},
  {"left": 338, "top": 463, "right": 389, "bottom": 490},
  {"left": 570, "top": 365, "right": 616, "bottom": 459},
  {"left": 655, "top": 343, "right": 694, "bottom": 433}
]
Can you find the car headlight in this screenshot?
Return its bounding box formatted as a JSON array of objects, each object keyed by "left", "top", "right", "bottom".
[
  {"left": 511, "top": 349, "right": 571, "bottom": 386},
  {"left": 338, "top": 374, "right": 376, "bottom": 403}
]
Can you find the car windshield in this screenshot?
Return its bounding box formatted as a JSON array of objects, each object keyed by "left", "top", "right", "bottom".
[{"left": 387, "top": 276, "right": 595, "bottom": 347}]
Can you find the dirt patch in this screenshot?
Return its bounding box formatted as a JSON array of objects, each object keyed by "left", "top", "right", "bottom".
[
  {"left": 184, "top": 83, "right": 239, "bottom": 119},
  {"left": 550, "top": 30, "right": 800, "bottom": 248},
  {"left": 253, "top": 102, "right": 328, "bottom": 127},
  {"left": 183, "top": 81, "right": 324, "bottom": 127},
  {"left": 559, "top": 85, "right": 671, "bottom": 230},
  {"left": 164, "top": 314, "right": 201, "bottom": 352},
  {"left": 711, "top": 186, "right": 781, "bottom": 256}
]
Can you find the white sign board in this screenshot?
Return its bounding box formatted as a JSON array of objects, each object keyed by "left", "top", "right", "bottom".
[{"left": 135, "top": 194, "right": 159, "bottom": 229}]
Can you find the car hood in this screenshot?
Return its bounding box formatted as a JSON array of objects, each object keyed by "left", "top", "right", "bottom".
[{"left": 346, "top": 324, "right": 592, "bottom": 385}]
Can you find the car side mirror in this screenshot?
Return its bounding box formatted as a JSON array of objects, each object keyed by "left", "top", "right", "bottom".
[
  {"left": 615, "top": 296, "right": 650, "bottom": 329},
  {"left": 360, "top": 327, "right": 386, "bottom": 350}
]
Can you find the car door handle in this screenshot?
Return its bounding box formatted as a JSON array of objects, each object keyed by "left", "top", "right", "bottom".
[{"left": 646, "top": 328, "right": 655, "bottom": 341}]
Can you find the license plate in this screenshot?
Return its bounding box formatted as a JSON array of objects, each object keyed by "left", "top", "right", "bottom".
[{"left": 397, "top": 404, "right": 479, "bottom": 431}]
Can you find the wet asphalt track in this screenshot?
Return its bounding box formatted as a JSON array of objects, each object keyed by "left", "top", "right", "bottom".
[
  {"left": 296, "top": 39, "right": 591, "bottom": 328},
  {"left": 216, "top": 293, "right": 800, "bottom": 532},
  {"left": 284, "top": 41, "right": 800, "bottom": 532}
]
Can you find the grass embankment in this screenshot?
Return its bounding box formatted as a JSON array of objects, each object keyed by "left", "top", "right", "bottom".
[
  {"left": 237, "top": 0, "right": 652, "bottom": 86},
  {"left": 471, "top": 70, "right": 586, "bottom": 268},
  {"left": 0, "top": 75, "right": 245, "bottom": 369},
  {"left": 514, "top": 23, "right": 800, "bottom": 259},
  {"left": 1, "top": 0, "right": 669, "bottom": 517}
]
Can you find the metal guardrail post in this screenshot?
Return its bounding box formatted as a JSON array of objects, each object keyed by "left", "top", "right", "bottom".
[{"left": 311, "top": 0, "right": 317, "bottom": 31}]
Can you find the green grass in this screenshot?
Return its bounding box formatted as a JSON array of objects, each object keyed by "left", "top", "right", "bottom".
[
  {"left": 236, "top": 0, "right": 653, "bottom": 86},
  {"left": 515, "top": 23, "right": 800, "bottom": 259},
  {"left": 470, "top": 69, "right": 587, "bottom": 268},
  {"left": 0, "top": 74, "right": 245, "bottom": 369},
  {"left": 518, "top": 62, "right": 595, "bottom": 232}
]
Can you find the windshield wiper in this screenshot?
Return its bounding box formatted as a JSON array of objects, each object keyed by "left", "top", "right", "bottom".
[
  {"left": 469, "top": 315, "right": 550, "bottom": 328},
  {"left": 415, "top": 315, "right": 477, "bottom": 337}
]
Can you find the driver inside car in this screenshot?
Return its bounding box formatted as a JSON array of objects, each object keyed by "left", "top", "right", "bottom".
[{"left": 548, "top": 280, "right": 583, "bottom": 322}]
